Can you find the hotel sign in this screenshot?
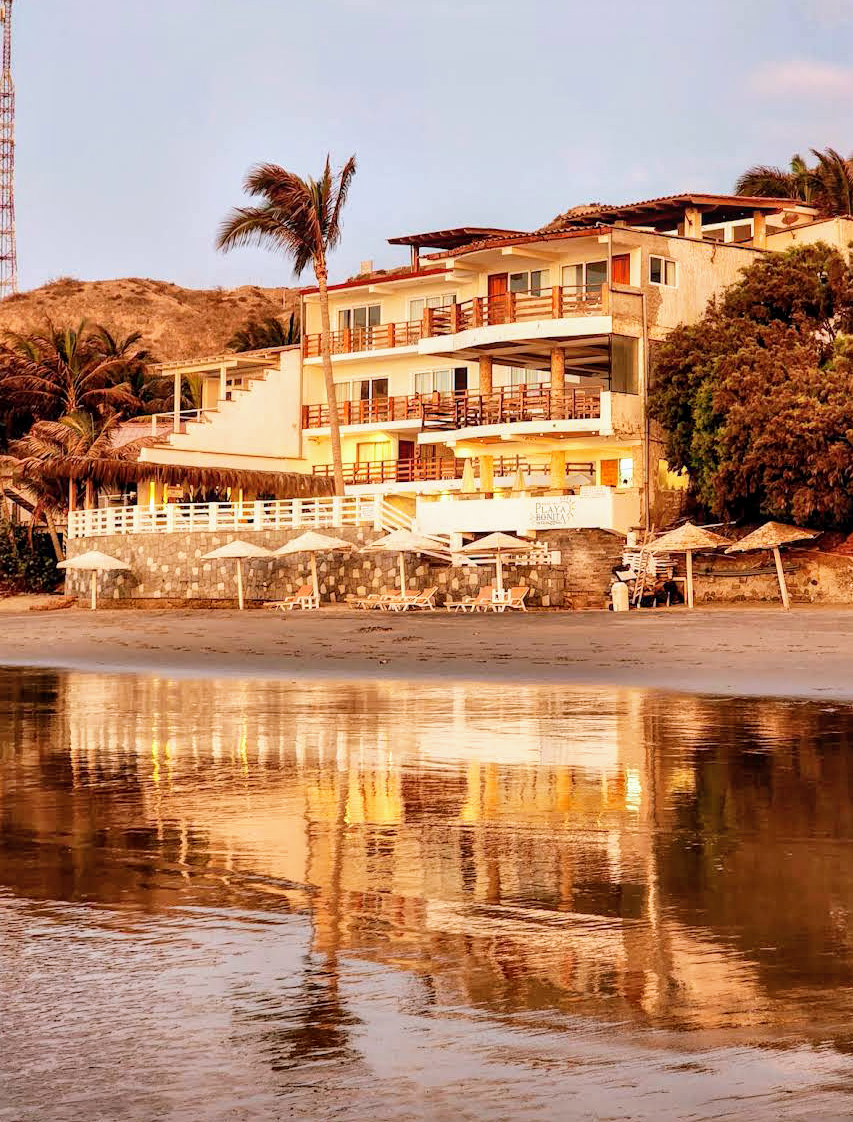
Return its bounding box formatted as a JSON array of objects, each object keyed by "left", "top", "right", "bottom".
[{"left": 532, "top": 498, "right": 578, "bottom": 528}]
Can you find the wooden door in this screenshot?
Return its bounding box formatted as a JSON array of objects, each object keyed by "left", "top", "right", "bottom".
[
  {"left": 487, "top": 273, "right": 508, "bottom": 324},
  {"left": 398, "top": 439, "right": 415, "bottom": 462},
  {"left": 611, "top": 254, "right": 631, "bottom": 286},
  {"left": 600, "top": 459, "right": 619, "bottom": 487}
]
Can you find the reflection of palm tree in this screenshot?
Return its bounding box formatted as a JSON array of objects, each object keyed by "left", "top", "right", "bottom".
[{"left": 241, "top": 951, "right": 361, "bottom": 1072}]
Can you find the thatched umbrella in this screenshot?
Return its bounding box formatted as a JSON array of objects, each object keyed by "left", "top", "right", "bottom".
[
  {"left": 274, "top": 530, "right": 354, "bottom": 604},
  {"left": 460, "top": 532, "right": 534, "bottom": 599},
  {"left": 202, "top": 539, "right": 272, "bottom": 609},
  {"left": 647, "top": 523, "right": 731, "bottom": 609},
  {"left": 57, "top": 550, "right": 130, "bottom": 610},
  {"left": 725, "top": 521, "right": 819, "bottom": 609},
  {"left": 362, "top": 530, "right": 449, "bottom": 594}
]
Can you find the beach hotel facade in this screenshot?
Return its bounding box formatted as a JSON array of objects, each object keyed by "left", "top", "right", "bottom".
[{"left": 64, "top": 196, "right": 853, "bottom": 603}]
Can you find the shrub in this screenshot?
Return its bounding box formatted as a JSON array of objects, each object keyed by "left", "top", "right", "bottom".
[{"left": 0, "top": 524, "right": 62, "bottom": 594}]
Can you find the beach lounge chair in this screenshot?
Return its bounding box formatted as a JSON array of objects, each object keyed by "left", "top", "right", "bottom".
[
  {"left": 388, "top": 586, "right": 438, "bottom": 611},
  {"left": 491, "top": 586, "right": 529, "bottom": 612},
  {"left": 348, "top": 591, "right": 390, "bottom": 610},
  {"left": 271, "top": 584, "right": 318, "bottom": 611},
  {"left": 446, "top": 586, "right": 493, "bottom": 613}
]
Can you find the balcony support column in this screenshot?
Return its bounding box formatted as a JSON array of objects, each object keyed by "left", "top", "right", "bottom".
[
  {"left": 478, "top": 454, "right": 494, "bottom": 498},
  {"left": 173, "top": 370, "right": 181, "bottom": 433},
  {"left": 550, "top": 347, "right": 565, "bottom": 419},
  {"left": 684, "top": 205, "right": 703, "bottom": 239},
  {"left": 752, "top": 210, "right": 767, "bottom": 249},
  {"left": 549, "top": 451, "right": 567, "bottom": 495},
  {"left": 478, "top": 356, "right": 493, "bottom": 396}
]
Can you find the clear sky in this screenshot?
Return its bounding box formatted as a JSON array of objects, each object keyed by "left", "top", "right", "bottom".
[{"left": 14, "top": 0, "right": 853, "bottom": 292}]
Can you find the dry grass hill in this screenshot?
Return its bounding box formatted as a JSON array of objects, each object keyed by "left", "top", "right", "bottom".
[{"left": 0, "top": 277, "right": 301, "bottom": 362}]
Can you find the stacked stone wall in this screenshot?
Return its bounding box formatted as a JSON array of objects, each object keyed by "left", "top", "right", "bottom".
[{"left": 63, "top": 527, "right": 626, "bottom": 609}]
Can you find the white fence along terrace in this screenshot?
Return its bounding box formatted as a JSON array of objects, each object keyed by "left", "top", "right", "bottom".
[{"left": 68, "top": 497, "right": 394, "bottom": 540}]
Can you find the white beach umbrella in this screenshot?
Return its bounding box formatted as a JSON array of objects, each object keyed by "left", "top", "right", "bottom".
[
  {"left": 274, "top": 530, "right": 354, "bottom": 603},
  {"left": 202, "top": 539, "right": 272, "bottom": 610},
  {"left": 57, "top": 550, "right": 131, "bottom": 611},
  {"left": 362, "top": 529, "right": 449, "bottom": 593},
  {"left": 460, "top": 532, "right": 534, "bottom": 598},
  {"left": 725, "top": 521, "right": 819, "bottom": 609}
]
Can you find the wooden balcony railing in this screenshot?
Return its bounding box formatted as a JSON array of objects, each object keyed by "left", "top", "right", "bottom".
[
  {"left": 311, "top": 456, "right": 595, "bottom": 487},
  {"left": 303, "top": 320, "right": 422, "bottom": 358},
  {"left": 303, "top": 285, "right": 609, "bottom": 357},
  {"left": 302, "top": 385, "right": 602, "bottom": 431},
  {"left": 302, "top": 394, "right": 426, "bottom": 429},
  {"left": 424, "top": 284, "right": 607, "bottom": 336}
]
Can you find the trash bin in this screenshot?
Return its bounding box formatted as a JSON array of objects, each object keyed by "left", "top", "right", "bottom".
[{"left": 611, "top": 582, "right": 630, "bottom": 612}]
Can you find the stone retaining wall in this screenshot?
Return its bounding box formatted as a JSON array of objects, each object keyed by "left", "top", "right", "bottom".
[
  {"left": 64, "top": 529, "right": 853, "bottom": 608},
  {"left": 63, "top": 527, "right": 626, "bottom": 609}
]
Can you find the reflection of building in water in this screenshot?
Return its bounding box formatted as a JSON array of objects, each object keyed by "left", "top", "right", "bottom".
[{"left": 6, "top": 670, "right": 853, "bottom": 1033}]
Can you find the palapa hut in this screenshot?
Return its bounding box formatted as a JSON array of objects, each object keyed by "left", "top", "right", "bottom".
[
  {"left": 8, "top": 450, "right": 334, "bottom": 511},
  {"left": 725, "top": 521, "right": 819, "bottom": 609},
  {"left": 648, "top": 522, "right": 731, "bottom": 608}
]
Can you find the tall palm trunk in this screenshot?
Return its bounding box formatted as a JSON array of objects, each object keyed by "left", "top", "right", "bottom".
[
  {"left": 45, "top": 509, "right": 64, "bottom": 562},
  {"left": 315, "top": 256, "right": 345, "bottom": 497}
]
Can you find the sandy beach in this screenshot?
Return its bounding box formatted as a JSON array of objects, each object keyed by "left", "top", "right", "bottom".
[{"left": 1, "top": 602, "right": 852, "bottom": 700}]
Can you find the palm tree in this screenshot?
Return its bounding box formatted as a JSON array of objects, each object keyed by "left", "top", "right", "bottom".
[
  {"left": 0, "top": 320, "right": 141, "bottom": 422},
  {"left": 217, "top": 156, "right": 357, "bottom": 496},
  {"left": 7, "top": 410, "right": 141, "bottom": 513},
  {"left": 736, "top": 147, "right": 853, "bottom": 217},
  {"left": 735, "top": 152, "right": 815, "bottom": 203},
  {"left": 810, "top": 147, "right": 853, "bottom": 217},
  {"left": 227, "top": 313, "right": 300, "bottom": 352},
  {"left": 90, "top": 326, "right": 166, "bottom": 414}
]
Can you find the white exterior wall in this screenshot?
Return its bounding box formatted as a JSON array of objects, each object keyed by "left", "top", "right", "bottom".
[
  {"left": 415, "top": 487, "right": 641, "bottom": 536},
  {"left": 141, "top": 349, "right": 305, "bottom": 473}
]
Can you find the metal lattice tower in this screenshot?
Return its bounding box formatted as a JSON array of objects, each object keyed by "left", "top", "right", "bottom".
[{"left": 0, "top": 1, "right": 17, "bottom": 298}]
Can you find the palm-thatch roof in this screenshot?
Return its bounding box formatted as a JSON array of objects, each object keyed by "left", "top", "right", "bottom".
[
  {"left": 725, "top": 522, "right": 819, "bottom": 553},
  {"left": 648, "top": 523, "right": 731, "bottom": 553},
  {"left": 8, "top": 454, "right": 335, "bottom": 499}
]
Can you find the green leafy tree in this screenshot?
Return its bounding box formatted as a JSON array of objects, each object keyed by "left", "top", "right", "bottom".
[
  {"left": 217, "top": 156, "right": 357, "bottom": 496},
  {"left": 649, "top": 244, "right": 853, "bottom": 528}
]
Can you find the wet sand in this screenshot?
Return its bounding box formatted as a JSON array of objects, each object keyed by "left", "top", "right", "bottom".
[{"left": 1, "top": 603, "right": 853, "bottom": 700}]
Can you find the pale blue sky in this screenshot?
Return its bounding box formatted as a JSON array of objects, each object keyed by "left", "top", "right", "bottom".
[{"left": 16, "top": 0, "right": 853, "bottom": 292}]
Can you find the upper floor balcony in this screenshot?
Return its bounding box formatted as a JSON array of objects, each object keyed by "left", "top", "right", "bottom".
[
  {"left": 303, "top": 284, "right": 608, "bottom": 359},
  {"left": 302, "top": 384, "right": 603, "bottom": 432}
]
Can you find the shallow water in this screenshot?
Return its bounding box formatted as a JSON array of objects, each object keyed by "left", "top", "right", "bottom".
[{"left": 3, "top": 669, "right": 853, "bottom": 1121}]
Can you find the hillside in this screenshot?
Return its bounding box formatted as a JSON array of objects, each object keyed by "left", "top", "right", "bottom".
[{"left": 0, "top": 277, "right": 301, "bottom": 362}]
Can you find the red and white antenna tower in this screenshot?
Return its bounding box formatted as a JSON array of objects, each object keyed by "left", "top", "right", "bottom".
[{"left": 0, "top": 0, "right": 17, "bottom": 298}]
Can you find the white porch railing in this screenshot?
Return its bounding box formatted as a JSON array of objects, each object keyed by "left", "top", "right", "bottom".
[{"left": 67, "top": 496, "right": 403, "bottom": 540}]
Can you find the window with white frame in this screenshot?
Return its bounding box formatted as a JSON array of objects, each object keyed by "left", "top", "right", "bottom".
[
  {"left": 509, "top": 269, "right": 550, "bottom": 296},
  {"left": 619, "top": 457, "right": 634, "bottom": 488},
  {"left": 408, "top": 293, "right": 456, "bottom": 320},
  {"left": 649, "top": 255, "right": 677, "bottom": 287},
  {"left": 702, "top": 218, "right": 754, "bottom": 244},
  {"left": 508, "top": 367, "right": 548, "bottom": 387},
  {"left": 336, "top": 377, "right": 388, "bottom": 402},
  {"left": 337, "top": 303, "right": 381, "bottom": 331},
  {"left": 561, "top": 260, "right": 608, "bottom": 292},
  {"left": 413, "top": 368, "right": 453, "bottom": 395}
]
